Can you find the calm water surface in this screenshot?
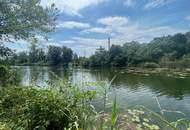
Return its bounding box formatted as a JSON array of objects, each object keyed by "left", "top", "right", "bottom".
[{"left": 16, "top": 66, "right": 190, "bottom": 121}]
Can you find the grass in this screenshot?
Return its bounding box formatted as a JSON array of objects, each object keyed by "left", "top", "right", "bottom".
[{"left": 111, "top": 96, "right": 118, "bottom": 130}]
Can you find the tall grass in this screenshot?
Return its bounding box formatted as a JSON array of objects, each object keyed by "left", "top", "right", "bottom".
[{"left": 111, "top": 96, "right": 118, "bottom": 130}]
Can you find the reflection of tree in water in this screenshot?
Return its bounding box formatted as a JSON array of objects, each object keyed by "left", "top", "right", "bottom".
[
  {"left": 87, "top": 68, "right": 115, "bottom": 81},
  {"left": 23, "top": 66, "right": 190, "bottom": 99},
  {"left": 29, "top": 66, "right": 49, "bottom": 86},
  {"left": 29, "top": 66, "right": 40, "bottom": 86},
  {"left": 115, "top": 74, "right": 190, "bottom": 100},
  {"left": 87, "top": 68, "right": 190, "bottom": 100},
  {"left": 48, "top": 66, "right": 70, "bottom": 82}
]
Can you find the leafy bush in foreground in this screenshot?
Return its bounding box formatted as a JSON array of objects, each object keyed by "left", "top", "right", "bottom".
[
  {"left": 0, "top": 65, "right": 21, "bottom": 86},
  {"left": 0, "top": 80, "right": 96, "bottom": 130}
]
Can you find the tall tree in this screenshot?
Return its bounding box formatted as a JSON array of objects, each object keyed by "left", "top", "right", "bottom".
[
  {"left": 37, "top": 48, "right": 46, "bottom": 63},
  {"left": 62, "top": 46, "right": 73, "bottom": 65},
  {"left": 29, "top": 39, "right": 39, "bottom": 63},
  {"left": 48, "top": 45, "right": 62, "bottom": 65},
  {"left": 17, "top": 51, "right": 28, "bottom": 64},
  {"left": 0, "top": 0, "right": 58, "bottom": 41}
]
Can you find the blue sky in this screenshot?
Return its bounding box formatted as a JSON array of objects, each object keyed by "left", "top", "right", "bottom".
[{"left": 8, "top": 0, "right": 190, "bottom": 56}]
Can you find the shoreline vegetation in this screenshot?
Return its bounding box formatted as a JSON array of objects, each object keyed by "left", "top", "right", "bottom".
[{"left": 4, "top": 31, "right": 190, "bottom": 70}]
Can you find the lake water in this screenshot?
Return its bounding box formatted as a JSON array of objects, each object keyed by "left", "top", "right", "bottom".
[{"left": 16, "top": 66, "right": 190, "bottom": 121}]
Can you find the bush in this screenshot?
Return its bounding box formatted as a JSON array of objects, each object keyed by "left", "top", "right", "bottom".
[
  {"left": 0, "top": 122, "right": 11, "bottom": 130},
  {"left": 0, "top": 65, "right": 10, "bottom": 86},
  {"left": 0, "top": 79, "right": 96, "bottom": 130},
  {"left": 0, "top": 65, "right": 21, "bottom": 86}
]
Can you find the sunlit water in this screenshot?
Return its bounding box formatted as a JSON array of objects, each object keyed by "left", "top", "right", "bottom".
[{"left": 15, "top": 66, "right": 190, "bottom": 121}]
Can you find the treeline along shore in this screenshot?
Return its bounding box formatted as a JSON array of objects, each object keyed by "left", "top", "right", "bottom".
[{"left": 6, "top": 31, "right": 190, "bottom": 69}]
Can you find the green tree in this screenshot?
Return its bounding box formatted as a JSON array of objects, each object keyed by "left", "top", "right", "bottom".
[
  {"left": 38, "top": 48, "right": 46, "bottom": 63},
  {"left": 89, "top": 46, "right": 108, "bottom": 67},
  {"left": 72, "top": 53, "right": 79, "bottom": 66},
  {"left": 48, "top": 45, "right": 62, "bottom": 65},
  {"left": 17, "top": 51, "right": 28, "bottom": 64},
  {"left": 29, "top": 40, "right": 39, "bottom": 63},
  {"left": 0, "top": 0, "right": 58, "bottom": 86},
  {"left": 123, "top": 41, "right": 141, "bottom": 65},
  {"left": 109, "top": 45, "right": 125, "bottom": 66},
  {"left": 172, "top": 33, "right": 188, "bottom": 58},
  {"left": 0, "top": 45, "right": 12, "bottom": 64},
  {"left": 61, "top": 46, "right": 73, "bottom": 65},
  {"left": 0, "top": 0, "right": 58, "bottom": 41}
]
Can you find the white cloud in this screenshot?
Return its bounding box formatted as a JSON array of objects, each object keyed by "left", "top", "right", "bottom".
[
  {"left": 144, "top": 0, "right": 174, "bottom": 10},
  {"left": 40, "top": 0, "right": 107, "bottom": 16},
  {"left": 97, "top": 16, "right": 129, "bottom": 26},
  {"left": 83, "top": 16, "right": 133, "bottom": 36},
  {"left": 61, "top": 40, "right": 76, "bottom": 44},
  {"left": 57, "top": 21, "right": 91, "bottom": 29},
  {"left": 59, "top": 37, "right": 108, "bottom": 56},
  {"left": 82, "top": 16, "right": 187, "bottom": 46},
  {"left": 114, "top": 26, "right": 187, "bottom": 43},
  {"left": 81, "top": 27, "right": 111, "bottom": 34},
  {"left": 71, "top": 37, "right": 106, "bottom": 47},
  {"left": 186, "top": 15, "right": 190, "bottom": 21},
  {"left": 124, "top": 0, "right": 136, "bottom": 7},
  {"left": 33, "top": 16, "right": 187, "bottom": 56},
  {"left": 81, "top": 16, "right": 130, "bottom": 36}
]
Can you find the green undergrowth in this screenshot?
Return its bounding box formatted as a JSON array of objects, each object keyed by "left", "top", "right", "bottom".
[
  {"left": 0, "top": 79, "right": 96, "bottom": 130},
  {"left": 0, "top": 65, "right": 21, "bottom": 87}
]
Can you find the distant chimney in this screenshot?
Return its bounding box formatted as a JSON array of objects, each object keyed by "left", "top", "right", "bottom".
[{"left": 108, "top": 37, "right": 111, "bottom": 51}]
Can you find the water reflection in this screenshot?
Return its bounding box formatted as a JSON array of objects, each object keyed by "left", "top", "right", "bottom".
[
  {"left": 18, "top": 66, "right": 190, "bottom": 99},
  {"left": 16, "top": 66, "right": 190, "bottom": 120}
]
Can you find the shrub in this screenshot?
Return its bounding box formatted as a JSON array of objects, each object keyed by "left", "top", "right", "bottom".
[
  {"left": 0, "top": 122, "right": 11, "bottom": 130},
  {"left": 0, "top": 65, "right": 21, "bottom": 86},
  {"left": 0, "top": 65, "right": 10, "bottom": 86},
  {"left": 0, "top": 80, "right": 96, "bottom": 130}
]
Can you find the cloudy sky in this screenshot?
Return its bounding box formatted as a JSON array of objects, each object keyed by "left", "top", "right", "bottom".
[{"left": 8, "top": 0, "right": 190, "bottom": 56}]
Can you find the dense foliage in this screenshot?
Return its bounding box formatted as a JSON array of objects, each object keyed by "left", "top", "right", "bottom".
[
  {"left": 0, "top": 80, "right": 97, "bottom": 130},
  {"left": 0, "top": 65, "right": 21, "bottom": 86},
  {"left": 0, "top": 0, "right": 58, "bottom": 85},
  {"left": 85, "top": 32, "right": 190, "bottom": 68},
  {"left": 0, "top": 0, "right": 57, "bottom": 41},
  {"left": 8, "top": 45, "right": 73, "bottom": 66},
  {"left": 5, "top": 31, "right": 190, "bottom": 68}
]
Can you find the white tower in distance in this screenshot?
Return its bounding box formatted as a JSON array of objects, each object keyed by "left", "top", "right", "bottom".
[{"left": 108, "top": 37, "right": 111, "bottom": 51}]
